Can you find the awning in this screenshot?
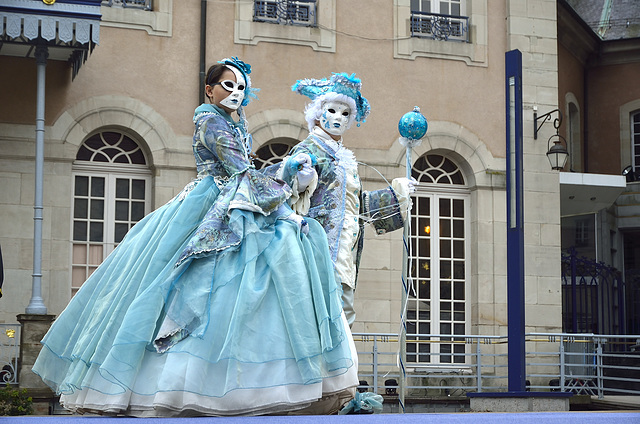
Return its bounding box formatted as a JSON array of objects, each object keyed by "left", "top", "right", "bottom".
[
  {"left": 559, "top": 172, "right": 627, "bottom": 217},
  {"left": 0, "top": 0, "right": 101, "bottom": 78}
]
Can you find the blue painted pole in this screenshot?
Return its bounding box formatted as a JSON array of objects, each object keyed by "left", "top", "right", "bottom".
[{"left": 505, "top": 49, "right": 525, "bottom": 392}]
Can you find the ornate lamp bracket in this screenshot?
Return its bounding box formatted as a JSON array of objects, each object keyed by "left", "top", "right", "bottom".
[{"left": 533, "top": 107, "right": 562, "bottom": 140}]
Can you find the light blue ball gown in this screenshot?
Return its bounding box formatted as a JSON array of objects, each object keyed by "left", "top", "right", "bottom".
[{"left": 32, "top": 104, "right": 358, "bottom": 416}]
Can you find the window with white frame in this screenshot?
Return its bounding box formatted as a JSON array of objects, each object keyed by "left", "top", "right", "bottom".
[
  {"left": 413, "top": 0, "right": 463, "bottom": 15},
  {"left": 394, "top": 0, "right": 487, "bottom": 66},
  {"left": 409, "top": 0, "right": 467, "bottom": 41},
  {"left": 561, "top": 214, "right": 597, "bottom": 262},
  {"left": 101, "top": 0, "right": 172, "bottom": 37},
  {"left": 71, "top": 131, "right": 151, "bottom": 295},
  {"left": 633, "top": 111, "right": 640, "bottom": 171},
  {"left": 236, "top": 0, "right": 336, "bottom": 52},
  {"left": 406, "top": 154, "right": 469, "bottom": 365}
]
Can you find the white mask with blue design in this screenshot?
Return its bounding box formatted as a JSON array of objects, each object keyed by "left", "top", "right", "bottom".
[
  {"left": 320, "top": 101, "right": 351, "bottom": 137},
  {"left": 219, "top": 66, "right": 246, "bottom": 111}
]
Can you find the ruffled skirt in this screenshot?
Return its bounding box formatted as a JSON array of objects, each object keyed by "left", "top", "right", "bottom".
[{"left": 32, "top": 176, "right": 357, "bottom": 416}]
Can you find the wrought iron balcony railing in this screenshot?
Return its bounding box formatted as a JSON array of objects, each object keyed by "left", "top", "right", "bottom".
[
  {"left": 410, "top": 11, "right": 469, "bottom": 42},
  {"left": 253, "top": 0, "right": 317, "bottom": 27},
  {"left": 102, "top": 0, "right": 152, "bottom": 11}
]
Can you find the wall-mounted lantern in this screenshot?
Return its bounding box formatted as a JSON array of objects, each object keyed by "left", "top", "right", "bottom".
[{"left": 534, "top": 107, "right": 568, "bottom": 171}]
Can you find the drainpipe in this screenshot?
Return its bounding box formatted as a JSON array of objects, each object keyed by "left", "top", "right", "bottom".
[
  {"left": 583, "top": 66, "right": 589, "bottom": 173},
  {"left": 199, "top": 0, "right": 207, "bottom": 105},
  {"left": 26, "top": 44, "right": 48, "bottom": 315}
]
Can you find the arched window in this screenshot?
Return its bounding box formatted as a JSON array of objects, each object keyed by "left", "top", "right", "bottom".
[
  {"left": 567, "top": 101, "right": 581, "bottom": 172},
  {"left": 253, "top": 139, "right": 295, "bottom": 170},
  {"left": 71, "top": 131, "right": 152, "bottom": 294},
  {"left": 407, "top": 154, "right": 469, "bottom": 365}
]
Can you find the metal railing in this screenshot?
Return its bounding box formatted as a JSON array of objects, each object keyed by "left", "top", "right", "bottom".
[
  {"left": 410, "top": 11, "right": 469, "bottom": 42},
  {"left": 253, "top": 0, "right": 317, "bottom": 27},
  {"left": 353, "top": 332, "right": 640, "bottom": 400},
  {"left": 102, "top": 0, "right": 152, "bottom": 11},
  {"left": 0, "top": 324, "right": 20, "bottom": 385},
  {"left": 3, "top": 323, "right": 636, "bottom": 397}
]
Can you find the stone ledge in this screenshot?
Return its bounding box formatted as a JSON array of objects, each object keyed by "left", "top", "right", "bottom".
[{"left": 468, "top": 391, "right": 572, "bottom": 412}]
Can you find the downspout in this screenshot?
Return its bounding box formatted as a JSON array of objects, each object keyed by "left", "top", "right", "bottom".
[
  {"left": 199, "top": 0, "right": 207, "bottom": 105},
  {"left": 583, "top": 66, "right": 589, "bottom": 173},
  {"left": 26, "top": 44, "right": 48, "bottom": 314}
]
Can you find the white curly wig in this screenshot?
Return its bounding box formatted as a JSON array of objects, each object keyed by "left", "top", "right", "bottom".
[{"left": 303, "top": 92, "right": 358, "bottom": 133}]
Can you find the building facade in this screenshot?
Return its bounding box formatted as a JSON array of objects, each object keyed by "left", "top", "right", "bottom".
[
  {"left": 0, "top": 0, "right": 590, "bottom": 387},
  {"left": 557, "top": 0, "right": 640, "bottom": 335}
]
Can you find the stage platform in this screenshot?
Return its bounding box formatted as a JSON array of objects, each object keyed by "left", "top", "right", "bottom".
[{"left": 3, "top": 412, "right": 640, "bottom": 424}]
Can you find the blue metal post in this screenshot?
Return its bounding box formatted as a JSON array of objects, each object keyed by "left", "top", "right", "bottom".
[{"left": 505, "top": 49, "right": 525, "bottom": 393}]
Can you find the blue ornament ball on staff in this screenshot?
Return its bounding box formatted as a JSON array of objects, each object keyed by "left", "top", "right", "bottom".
[{"left": 399, "top": 106, "right": 428, "bottom": 142}]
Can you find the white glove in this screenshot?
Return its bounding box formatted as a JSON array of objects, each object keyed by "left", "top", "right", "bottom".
[
  {"left": 391, "top": 177, "right": 417, "bottom": 222},
  {"left": 290, "top": 153, "right": 312, "bottom": 169},
  {"left": 297, "top": 162, "right": 317, "bottom": 192},
  {"left": 393, "top": 177, "right": 417, "bottom": 194},
  {"left": 289, "top": 153, "right": 318, "bottom": 193},
  {"left": 287, "top": 212, "right": 310, "bottom": 236},
  {"left": 276, "top": 203, "right": 309, "bottom": 235}
]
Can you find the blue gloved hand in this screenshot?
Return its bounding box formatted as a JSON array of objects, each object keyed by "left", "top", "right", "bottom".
[
  {"left": 289, "top": 153, "right": 317, "bottom": 192},
  {"left": 288, "top": 153, "right": 317, "bottom": 172}
]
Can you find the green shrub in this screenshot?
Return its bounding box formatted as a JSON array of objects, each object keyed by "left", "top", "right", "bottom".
[{"left": 0, "top": 383, "right": 33, "bottom": 416}]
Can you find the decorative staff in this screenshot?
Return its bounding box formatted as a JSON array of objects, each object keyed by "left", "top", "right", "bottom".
[{"left": 397, "top": 106, "right": 428, "bottom": 413}]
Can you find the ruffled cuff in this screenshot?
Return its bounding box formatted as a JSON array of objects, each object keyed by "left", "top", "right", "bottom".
[
  {"left": 154, "top": 316, "right": 189, "bottom": 353},
  {"left": 392, "top": 177, "right": 413, "bottom": 222}
]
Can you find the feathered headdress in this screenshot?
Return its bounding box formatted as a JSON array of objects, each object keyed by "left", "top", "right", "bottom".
[{"left": 292, "top": 72, "right": 370, "bottom": 124}]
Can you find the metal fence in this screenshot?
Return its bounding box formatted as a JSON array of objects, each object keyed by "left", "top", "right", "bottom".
[
  {"left": 0, "top": 324, "right": 20, "bottom": 385},
  {"left": 353, "top": 332, "right": 640, "bottom": 400},
  {"left": 3, "top": 323, "right": 636, "bottom": 398}
]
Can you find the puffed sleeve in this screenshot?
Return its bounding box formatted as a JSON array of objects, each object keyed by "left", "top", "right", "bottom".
[
  {"left": 201, "top": 115, "right": 292, "bottom": 215},
  {"left": 362, "top": 186, "right": 405, "bottom": 235},
  {"left": 175, "top": 115, "right": 292, "bottom": 266}
]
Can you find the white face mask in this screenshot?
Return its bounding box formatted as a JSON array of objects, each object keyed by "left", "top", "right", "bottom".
[
  {"left": 219, "top": 66, "right": 246, "bottom": 110},
  {"left": 319, "top": 101, "right": 351, "bottom": 137}
]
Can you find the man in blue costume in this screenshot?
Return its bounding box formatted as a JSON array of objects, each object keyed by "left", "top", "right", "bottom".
[{"left": 273, "top": 73, "right": 415, "bottom": 326}]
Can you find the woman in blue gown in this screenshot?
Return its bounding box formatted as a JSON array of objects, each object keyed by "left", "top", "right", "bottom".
[{"left": 32, "top": 57, "right": 358, "bottom": 417}]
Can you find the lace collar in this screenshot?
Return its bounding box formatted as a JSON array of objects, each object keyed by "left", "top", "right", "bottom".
[{"left": 311, "top": 127, "right": 357, "bottom": 169}]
